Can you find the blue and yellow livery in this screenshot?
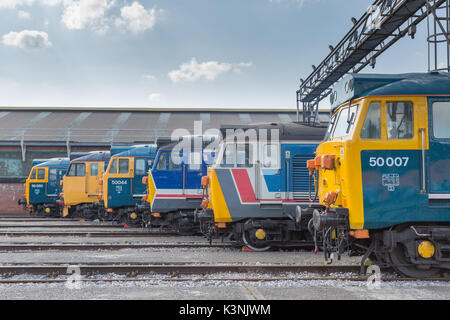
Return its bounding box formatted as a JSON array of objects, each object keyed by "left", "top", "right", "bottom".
[
  {"left": 201, "top": 122, "right": 326, "bottom": 250},
  {"left": 309, "top": 72, "right": 450, "bottom": 278},
  {"left": 19, "top": 157, "right": 70, "bottom": 217},
  {"left": 102, "top": 144, "right": 157, "bottom": 225}
]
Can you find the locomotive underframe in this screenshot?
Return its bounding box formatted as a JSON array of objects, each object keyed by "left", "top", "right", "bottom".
[
  {"left": 138, "top": 203, "right": 200, "bottom": 234},
  {"left": 312, "top": 205, "right": 450, "bottom": 277},
  {"left": 198, "top": 208, "right": 315, "bottom": 250}
]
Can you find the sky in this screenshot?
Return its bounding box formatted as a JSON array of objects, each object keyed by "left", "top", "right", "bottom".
[{"left": 0, "top": 0, "right": 439, "bottom": 109}]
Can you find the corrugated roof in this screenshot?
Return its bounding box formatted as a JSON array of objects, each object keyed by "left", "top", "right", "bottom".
[{"left": 0, "top": 107, "right": 330, "bottom": 144}]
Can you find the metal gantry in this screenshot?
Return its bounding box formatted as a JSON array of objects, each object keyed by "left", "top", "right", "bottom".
[
  {"left": 297, "top": 0, "right": 449, "bottom": 124},
  {"left": 427, "top": 0, "right": 450, "bottom": 72}
]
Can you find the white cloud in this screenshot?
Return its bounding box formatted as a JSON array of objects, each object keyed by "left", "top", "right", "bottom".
[
  {"left": 0, "top": 0, "right": 34, "bottom": 8},
  {"left": 61, "top": 0, "right": 112, "bottom": 34},
  {"left": 0, "top": 0, "right": 65, "bottom": 8},
  {"left": 143, "top": 74, "right": 156, "bottom": 80},
  {"left": 116, "top": 2, "right": 156, "bottom": 34},
  {"left": 2, "top": 30, "right": 52, "bottom": 50},
  {"left": 148, "top": 93, "right": 161, "bottom": 102},
  {"left": 168, "top": 58, "right": 252, "bottom": 83},
  {"left": 18, "top": 10, "right": 31, "bottom": 19}
]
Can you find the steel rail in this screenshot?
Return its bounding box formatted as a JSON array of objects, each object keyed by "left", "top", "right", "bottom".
[
  {"left": 0, "top": 264, "right": 447, "bottom": 281},
  {"left": 0, "top": 243, "right": 232, "bottom": 252},
  {"left": 0, "top": 231, "right": 177, "bottom": 237}
]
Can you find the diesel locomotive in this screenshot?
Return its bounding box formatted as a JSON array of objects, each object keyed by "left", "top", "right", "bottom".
[
  {"left": 143, "top": 136, "right": 216, "bottom": 234},
  {"left": 200, "top": 122, "right": 327, "bottom": 250},
  {"left": 19, "top": 157, "right": 70, "bottom": 217},
  {"left": 101, "top": 144, "right": 156, "bottom": 225},
  {"left": 61, "top": 151, "right": 111, "bottom": 218},
  {"left": 308, "top": 72, "right": 450, "bottom": 278}
]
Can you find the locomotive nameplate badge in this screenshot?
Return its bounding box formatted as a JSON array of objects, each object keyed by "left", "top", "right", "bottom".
[
  {"left": 382, "top": 173, "right": 399, "bottom": 192},
  {"left": 285, "top": 151, "right": 290, "bottom": 159}
]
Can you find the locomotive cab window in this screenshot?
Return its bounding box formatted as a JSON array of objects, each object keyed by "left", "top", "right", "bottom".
[
  {"left": 156, "top": 152, "right": 167, "bottom": 170},
  {"left": 432, "top": 101, "right": 450, "bottom": 139},
  {"left": 29, "top": 169, "right": 37, "bottom": 180},
  {"left": 135, "top": 158, "right": 146, "bottom": 175},
  {"left": 330, "top": 104, "right": 359, "bottom": 139},
  {"left": 67, "top": 163, "right": 85, "bottom": 177},
  {"left": 90, "top": 163, "right": 98, "bottom": 176},
  {"left": 37, "top": 169, "right": 45, "bottom": 180},
  {"left": 221, "top": 143, "right": 235, "bottom": 168},
  {"left": 118, "top": 159, "right": 129, "bottom": 174},
  {"left": 236, "top": 143, "right": 253, "bottom": 168},
  {"left": 109, "top": 159, "right": 117, "bottom": 174},
  {"left": 49, "top": 168, "right": 57, "bottom": 181},
  {"left": 387, "top": 102, "right": 413, "bottom": 139},
  {"left": 360, "top": 102, "right": 381, "bottom": 139},
  {"left": 168, "top": 153, "right": 181, "bottom": 171}
]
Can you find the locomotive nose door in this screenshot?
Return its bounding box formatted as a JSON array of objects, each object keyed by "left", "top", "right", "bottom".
[
  {"left": 133, "top": 158, "right": 150, "bottom": 199},
  {"left": 46, "top": 168, "right": 59, "bottom": 197},
  {"left": 428, "top": 99, "right": 450, "bottom": 199}
]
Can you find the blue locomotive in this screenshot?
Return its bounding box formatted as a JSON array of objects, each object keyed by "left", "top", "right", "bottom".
[
  {"left": 20, "top": 157, "right": 70, "bottom": 217},
  {"left": 102, "top": 144, "right": 157, "bottom": 225},
  {"left": 143, "top": 136, "right": 216, "bottom": 234}
]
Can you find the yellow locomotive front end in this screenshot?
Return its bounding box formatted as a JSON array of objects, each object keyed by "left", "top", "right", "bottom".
[{"left": 309, "top": 72, "right": 450, "bottom": 278}]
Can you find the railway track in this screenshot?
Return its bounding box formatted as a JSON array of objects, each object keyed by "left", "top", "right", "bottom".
[
  {"left": 0, "top": 231, "right": 177, "bottom": 237},
  {"left": 0, "top": 264, "right": 447, "bottom": 283},
  {"left": 0, "top": 224, "right": 125, "bottom": 229},
  {"left": 0, "top": 243, "right": 232, "bottom": 251}
]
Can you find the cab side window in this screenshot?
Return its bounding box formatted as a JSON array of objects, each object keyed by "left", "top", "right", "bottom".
[
  {"left": 75, "top": 164, "right": 85, "bottom": 176},
  {"left": 360, "top": 102, "right": 381, "bottom": 139},
  {"left": 169, "top": 153, "right": 181, "bottom": 170},
  {"left": 387, "top": 102, "right": 414, "bottom": 139},
  {"left": 109, "top": 159, "right": 117, "bottom": 174},
  {"left": 68, "top": 163, "right": 85, "bottom": 176},
  {"left": 221, "top": 144, "right": 235, "bottom": 168},
  {"left": 236, "top": 143, "right": 253, "bottom": 168},
  {"left": 157, "top": 152, "right": 167, "bottom": 170},
  {"left": 432, "top": 101, "right": 450, "bottom": 139},
  {"left": 37, "top": 169, "right": 45, "bottom": 180},
  {"left": 90, "top": 163, "right": 98, "bottom": 176},
  {"left": 135, "top": 159, "right": 146, "bottom": 175},
  {"left": 29, "top": 169, "right": 37, "bottom": 180},
  {"left": 49, "top": 168, "right": 57, "bottom": 181},
  {"left": 119, "top": 159, "right": 129, "bottom": 174}
]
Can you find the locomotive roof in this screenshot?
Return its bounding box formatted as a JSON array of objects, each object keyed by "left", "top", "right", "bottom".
[
  {"left": 158, "top": 135, "right": 219, "bottom": 151},
  {"left": 35, "top": 157, "right": 70, "bottom": 168},
  {"left": 112, "top": 144, "right": 157, "bottom": 157},
  {"left": 72, "top": 151, "right": 111, "bottom": 162},
  {"left": 331, "top": 72, "right": 450, "bottom": 112},
  {"left": 220, "top": 122, "right": 327, "bottom": 141}
]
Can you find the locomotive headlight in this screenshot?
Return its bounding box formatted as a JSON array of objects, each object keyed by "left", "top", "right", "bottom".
[{"left": 417, "top": 240, "right": 435, "bottom": 259}]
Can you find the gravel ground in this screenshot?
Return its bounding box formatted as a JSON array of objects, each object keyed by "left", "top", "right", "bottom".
[
  {"left": 0, "top": 247, "right": 360, "bottom": 265},
  {"left": 0, "top": 279, "right": 448, "bottom": 300}
]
